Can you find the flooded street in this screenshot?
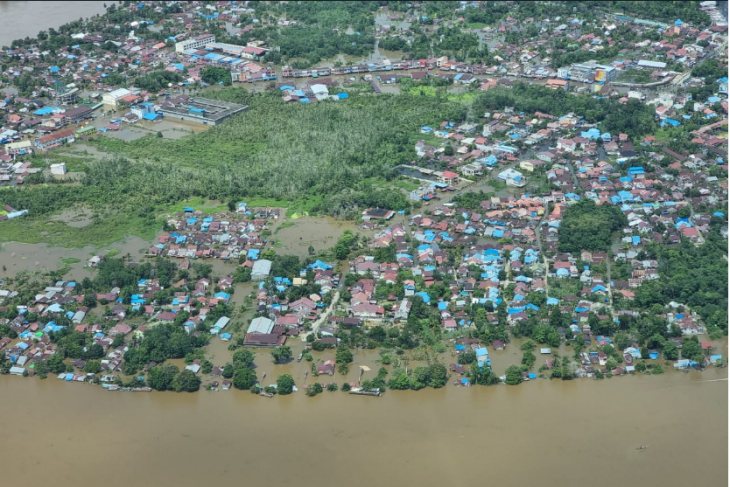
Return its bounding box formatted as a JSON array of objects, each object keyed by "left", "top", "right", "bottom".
[
  {"left": 0, "top": 367, "right": 725, "bottom": 487},
  {"left": 0, "top": 1, "right": 108, "bottom": 47}
]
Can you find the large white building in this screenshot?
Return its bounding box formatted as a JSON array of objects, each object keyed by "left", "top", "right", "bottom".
[
  {"left": 175, "top": 34, "right": 215, "bottom": 53},
  {"left": 251, "top": 259, "right": 272, "bottom": 281},
  {"left": 50, "top": 163, "right": 67, "bottom": 175},
  {"left": 102, "top": 88, "right": 131, "bottom": 106},
  {"left": 247, "top": 317, "right": 274, "bottom": 335},
  {"left": 498, "top": 168, "right": 527, "bottom": 188}
]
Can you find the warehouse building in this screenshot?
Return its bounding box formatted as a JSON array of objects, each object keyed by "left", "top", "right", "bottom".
[
  {"left": 158, "top": 95, "right": 247, "bottom": 125},
  {"left": 251, "top": 259, "right": 272, "bottom": 281}
]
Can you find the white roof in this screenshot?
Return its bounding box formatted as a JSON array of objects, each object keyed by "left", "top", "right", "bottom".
[
  {"left": 637, "top": 60, "right": 667, "bottom": 69},
  {"left": 185, "top": 364, "right": 201, "bottom": 373},
  {"left": 5, "top": 140, "right": 32, "bottom": 150},
  {"left": 107, "top": 88, "right": 131, "bottom": 99},
  {"left": 252, "top": 259, "right": 272, "bottom": 276},
  {"left": 247, "top": 316, "right": 274, "bottom": 334},
  {"left": 213, "top": 316, "right": 230, "bottom": 329},
  {"left": 310, "top": 84, "right": 329, "bottom": 95}
]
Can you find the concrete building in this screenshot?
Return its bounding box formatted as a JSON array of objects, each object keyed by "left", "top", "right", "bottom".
[
  {"left": 35, "top": 129, "right": 75, "bottom": 150},
  {"left": 175, "top": 34, "right": 215, "bottom": 53},
  {"left": 559, "top": 60, "right": 617, "bottom": 83},
  {"left": 637, "top": 60, "right": 667, "bottom": 69},
  {"left": 409, "top": 185, "right": 433, "bottom": 201},
  {"left": 50, "top": 163, "right": 67, "bottom": 175},
  {"left": 251, "top": 259, "right": 272, "bottom": 281},
  {"left": 498, "top": 168, "right": 527, "bottom": 188},
  {"left": 4, "top": 140, "right": 32, "bottom": 156},
  {"left": 247, "top": 316, "right": 274, "bottom": 334},
  {"left": 63, "top": 106, "right": 93, "bottom": 123},
  {"left": 158, "top": 96, "right": 247, "bottom": 125},
  {"left": 102, "top": 88, "right": 131, "bottom": 106}
]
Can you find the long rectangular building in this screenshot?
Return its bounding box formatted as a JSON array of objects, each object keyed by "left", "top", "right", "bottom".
[
  {"left": 175, "top": 34, "right": 215, "bottom": 53},
  {"left": 35, "top": 128, "right": 75, "bottom": 150},
  {"left": 158, "top": 96, "right": 247, "bottom": 125}
]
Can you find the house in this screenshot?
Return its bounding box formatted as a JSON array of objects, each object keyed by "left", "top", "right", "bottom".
[
  {"left": 394, "top": 299, "right": 412, "bottom": 320},
  {"left": 243, "top": 332, "right": 287, "bottom": 347},
  {"left": 289, "top": 297, "right": 316, "bottom": 315},
  {"left": 546, "top": 79, "right": 568, "bottom": 90},
  {"left": 362, "top": 208, "right": 395, "bottom": 221},
  {"left": 557, "top": 139, "right": 577, "bottom": 152},
  {"left": 350, "top": 303, "right": 384, "bottom": 319},
  {"left": 520, "top": 159, "right": 544, "bottom": 173},
  {"left": 317, "top": 360, "right": 335, "bottom": 375},
  {"left": 110, "top": 323, "right": 132, "bottom": 336},
  {"left": 439, "top": 171, "right": 459, "bottom": 185},
  {"left": 537, "top": 151, "right": 557, "bottom": 163},
  {"left": 276, "top": 314, "right": 301, "bottom": 328}
]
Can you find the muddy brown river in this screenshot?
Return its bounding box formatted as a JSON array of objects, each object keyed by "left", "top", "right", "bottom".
[
  {"left": 0, "top": 366, "right": 726, "bottom": 487},
  {"left": 0, "top": 1, "right": 108, "bottom": 47}
]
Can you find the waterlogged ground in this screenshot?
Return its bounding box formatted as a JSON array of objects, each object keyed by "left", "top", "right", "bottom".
[
  {"left": 0, "top": 235, "right": 154, "bottom": 281},
  {"left": 273, "top": 216, "right": 363, "bottom": 258}
]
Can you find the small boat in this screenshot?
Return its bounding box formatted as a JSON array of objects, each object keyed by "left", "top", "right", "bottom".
[
  {"left": 259, "top": 391, "right": 274, "bottom": 398},
  {"left": 297, "top": 352, "right": 303, "bottom": 362},
  {"left": 636, "top": 446, "right": 648, "bottom": 450}
]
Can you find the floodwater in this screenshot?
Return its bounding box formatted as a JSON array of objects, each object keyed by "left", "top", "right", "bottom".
[
  {"left": 0, "top": 363, "right": 725, "bottom": 487},
  {"left": 0, "top": 1, "right": 108, "bottom": 47},
  {"left": 0, "top": 235, "right": 155, "bottom": 281},
  {"left": 274, "top": 216, "right": 363, "bottom": 258}
]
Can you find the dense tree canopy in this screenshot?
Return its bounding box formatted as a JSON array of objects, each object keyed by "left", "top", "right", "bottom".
[
  {"left": 558, "top": 199, "right": 627, "bottom": 253},
  {"left": 172, "top": 369, "right": 201, "bottom": 392}
]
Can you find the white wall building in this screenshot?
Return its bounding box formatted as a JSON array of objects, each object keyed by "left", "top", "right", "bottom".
[
  {"left": 50, "top": 163, "right": 67, "bottom": 175},
  {"left": 175, "top": 34, "right": 215, "bottom": 53},
  {"left": 102, "top": 88, "right": 131, "bottom": 106}
]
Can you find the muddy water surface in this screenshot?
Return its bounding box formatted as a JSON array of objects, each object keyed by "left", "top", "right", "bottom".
[
  {"left": 0, "top": 1, "right": 108, "bottom": 47},
  {"left": 0, "top": 235, "right": 154, "bottom": 281},
  {"left": 0, "top": 366, "right": 725, "bottom": 487},
  {"left": 275, "top": 216, "right": 363, "bottom": 258}
]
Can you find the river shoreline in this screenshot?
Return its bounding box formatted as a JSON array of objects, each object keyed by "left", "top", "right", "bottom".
[{"left": 7, "top": 349, "right": 726, "bottom": 396}]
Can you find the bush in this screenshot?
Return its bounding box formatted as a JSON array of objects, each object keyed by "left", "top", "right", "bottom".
[
  {"left": 172, "top": 370, "right": 201, "bottom": 392},
  {"left": 277, "top": 374, "right": 295, "bottom": 395}
]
